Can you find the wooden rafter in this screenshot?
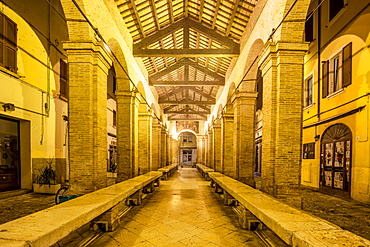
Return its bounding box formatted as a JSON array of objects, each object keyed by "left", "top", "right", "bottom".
[
  {"left": 159, "top": 99, "right": 215, "bottom": 104},
  {"left": 150, "top": 58, "right": 224, "bottom": 82},
  {"left": 133, "top": 18, "right": 239, "bottom": 51},
  {"left": 159, "top": 86, "right": 215, "bottom": 101},
  {"left": 212, "top": 0, "right": 222, "bottom": 29}
]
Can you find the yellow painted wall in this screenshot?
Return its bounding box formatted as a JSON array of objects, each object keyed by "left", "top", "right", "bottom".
[
  {"left": 0, "top": 1, "right": 68, "bottom": 189},
  {"left": 302, "top": 1, "right": 370, "bottom": 203}
]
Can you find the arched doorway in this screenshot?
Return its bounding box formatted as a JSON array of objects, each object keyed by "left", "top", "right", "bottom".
[
  {"left": 178, "top": 131, "right": 197, "bottom": 167},
  {"left": 320, "top": 123, "right": 352, "bottom": 196}
]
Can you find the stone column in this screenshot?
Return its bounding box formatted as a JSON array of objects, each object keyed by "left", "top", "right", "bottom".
[
  {"left": 201, "top": 136, "right": 206, "bottom": 165},
  {"left": 232, "top": 91, "right": 258, "bottom": 186},
  {"left": 208, "top": 129, "right": 214, "bottom": 168},
  {"left": 169, "top": 137, "right": 179, "bottom": 164},
  {"left": 116, "top": 90, "right": 140, "bottom": 181},
  {"left": 138, "top": 104, "right": 152, "bottom": 174},
  {"left": 151, "top": 118, "right": 162, "bottom": 171},
  {"left": 160, "top": 127, "right": 167, "bottom": 167},
  {"left": 221, "top": 111, "right": 234, "bottom": 178},
  {"left": 213, "top": 119, "right": 222, "bottom": 172},
  {"left": 64, "top": 41, "right": 111, "bottom": 193},
  {"left": 259, "top": 41, "right": 308, "bottom": 196}
]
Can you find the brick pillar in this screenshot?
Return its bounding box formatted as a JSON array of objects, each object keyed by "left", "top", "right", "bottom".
[
  {"left": 169, "top": 137, "right": 178, "bottom": 164},
  {"left": 208, "top": 129, "right": 214, "bottom": 168},
  {"left": 138, "top": 104, "right": 152, "bottom": 174},
  {"left": 116, "top": 91, "right": 140, "bottom": 181},
  {"left": 221, "top": 111, "right": 234, "bottom": 178},
  {"left": 213, "top": 120, "right": 222, "bottom": 172},
  {"left": 152, "top": 118, "right": 162, "bottom": 171},
  {"left": 259, "top": 41, "right": 308, "bottom": 196},
  {"left": 202, "top": 136, "right": 207, "bottom": 165},
  {"left": 64, "top": 41, "right": 111, "bottom": 193},
  {"left": 160, "top": 127, "right": 167, "bottom": 167},
  {"left": 232, "top": 91, "right": 258, "bottom": 186},
  {"left": 166, "top": 134, "right": 170, "bottom": 164}
]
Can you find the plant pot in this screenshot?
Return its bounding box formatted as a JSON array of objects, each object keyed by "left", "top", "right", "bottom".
[{"left": 33, "top": 183, "right": 61, "bottom": 194}]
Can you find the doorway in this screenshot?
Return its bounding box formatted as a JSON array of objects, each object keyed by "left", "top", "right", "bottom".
[
  {"left": 320, "top": 123, "right": 352, "bottom": 195},
  {"left": 183, "top": 150, "right": 192, "bottom": 166},
  {"left": 0, "top": 117, "right": 21, "bottom": 191}
]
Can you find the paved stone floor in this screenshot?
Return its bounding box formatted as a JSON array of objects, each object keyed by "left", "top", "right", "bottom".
[
  {"left": 87, "top": 168, "right": 266, "bottom": 247},
  {"left": 1, "top": 167, "right": 370, "bottom": 246}
]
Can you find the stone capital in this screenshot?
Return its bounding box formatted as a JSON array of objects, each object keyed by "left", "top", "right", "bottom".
[{"left": 63, "top": 41, "right": 112, "bottom": 69}]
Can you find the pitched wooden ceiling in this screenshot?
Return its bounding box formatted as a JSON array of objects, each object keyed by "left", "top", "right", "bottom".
[{"left": 114, "top": 0, "right": 257, "bottom": 121}]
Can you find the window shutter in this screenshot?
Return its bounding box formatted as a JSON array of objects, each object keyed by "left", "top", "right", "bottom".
[
  {"left": 5, "top": 16, "right": 17, "bottom": 71},
  {"left": 0, "top": 13, "right": 4, "bottom": 65},
  {"left": 305, "top": 13, "right": 314, "bottom": 42},
  {"left": 322, "top": 61, "right": 329, "bottom": 98},
  {"left": 342, "top": 42, "right": 352, "bottom": 87}
]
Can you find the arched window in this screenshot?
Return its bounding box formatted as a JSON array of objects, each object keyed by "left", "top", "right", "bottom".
[{"left": 320, "top": 123, "right": 352, "bottom": 193}]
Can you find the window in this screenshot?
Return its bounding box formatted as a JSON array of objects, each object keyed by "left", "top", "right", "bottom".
[
  {"left": 0, "top": 13, "right": 17, "bottom": 72},
  {"left": 305, "top": 12, "right": 314, "bottom": 42},
  {"left": 112, "top": 110, "right": 116, "bottom": 127},
  {"left": 322, "top": 43, "right": 352, "bottom": 98},
  {"left": 329, "top": 0, "right": 344, "bottom": 21},
  {"left": 304, "top": 76, "right": 313, "bottom": 107},
  {"left": 59, "top": 59, "right": 68, "bottom": 100}
]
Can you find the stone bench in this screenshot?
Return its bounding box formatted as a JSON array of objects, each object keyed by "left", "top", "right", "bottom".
[
  {"left": 196, "top": 164, "right": 214, "bottom": 181},
  {"left": 0, "top": 171, "right": 162, "bottom": 247},
  {"left": 209, "top": 172, "right": 370, "bottom": 247},
  {"left": 158, "top": 163, "right": 178, "bottom": 180}
]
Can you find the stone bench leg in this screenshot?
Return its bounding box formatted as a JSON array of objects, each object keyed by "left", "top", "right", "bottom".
[
  {"left": 214, "top": 183, "right": 223, "bottom": 194},
  {"left": 127, "top": 189, "right": 142, "bottom": 206},
  {"left": 143, "top": 181, "right": 155, "bottom": 193},
  {"left": 223, "top": 191, "right": 236, "bottom": 206},
  {"left": 92, "top": 203, "right": 121, "bottom": 232},
  {"left": 238, "top": 205, "right": 261, "bottom": 230}
]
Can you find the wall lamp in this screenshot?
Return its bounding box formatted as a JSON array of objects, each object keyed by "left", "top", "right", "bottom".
[
  {"left": 2, "top": 103, "right": 15, "bottom": 112},
  {"left": 314, "top": 135, "right": 320, "bottom": 142}
]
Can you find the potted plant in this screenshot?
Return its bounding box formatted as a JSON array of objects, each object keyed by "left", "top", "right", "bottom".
[{"left": 33, "top": 157, "right": 61, "bottom": 194}]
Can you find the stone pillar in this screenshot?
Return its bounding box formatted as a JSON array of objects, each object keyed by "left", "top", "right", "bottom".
[
  {"left": 169, "top": 137, "right": 178, "bottom": 164},
  {"left": 151, "top": 118, "right": 162, "bottom": 171},
  {"left": 166, "top": 134, "right": 170, "bottom": 164},
  {"left": 202, "top": 136, "right": 207, "bottom": 165},
  {"left": 116, "top": 90, "right": 140, "bottom": 181},
  {"left": 213, "top": 119, "right": 222, "bottom": 172},
  {"left": 232, "top": 91, "right": 258, "bottom": 186},
  {"left": 138, "top": 103, "right": 152, "bottom": 174},
  {"left": 259, "top": 41, "right": 308, "bottom": 196},
  {"left": 208, "top": 129, "right": 214, "bottom": 168},
  {"left": 64, "top": 41, "right": 111, "bottom": 193},
  {"left": 221, "top": 110, "right": 234, "bottom": 178},
  {"left": 160, "top": 127, "right": 167, "bottom": 167}
]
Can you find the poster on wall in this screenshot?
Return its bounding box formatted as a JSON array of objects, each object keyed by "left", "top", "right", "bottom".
[
  {"left": 325, "top": 143, "right": 333, "bottom": 167},
  {"left": 345, "top": 140, "right": 351, "bottom": 182},
  {"left": 334, "top": 172, "right": 343, "bottom": 189},
  {"left": 303, "top": 142, "right": 315, "bottom": 159},
  {"left": 176, "top": 121, "right": 199, "bottom": 133},
  {"left": 334, "top": 141, "right": 344, "bottom": 167},
  {"left": 324, "top": 171, "right": 332, "bottom": 187}
]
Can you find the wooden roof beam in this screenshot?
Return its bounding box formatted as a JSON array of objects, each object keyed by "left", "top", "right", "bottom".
[
  {"left": 159, "top": 99, "right": 215, "bottom": 104},
  {"left": 133, "top": 18, "right": 239, "bottom": 51},
  {"left": 151, "top": 81, "right": 224, "bottom": 86},
  {"left": 134, "top": 48, "right": 239, "bottom": 57}
]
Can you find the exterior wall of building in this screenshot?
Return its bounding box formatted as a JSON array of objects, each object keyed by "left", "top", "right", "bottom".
[
  {"left": 0, "top": 1, "right": 68, "bottom": 190},
  {"left": 301, "top": 1, "right": 370, "bottom": 203}
]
